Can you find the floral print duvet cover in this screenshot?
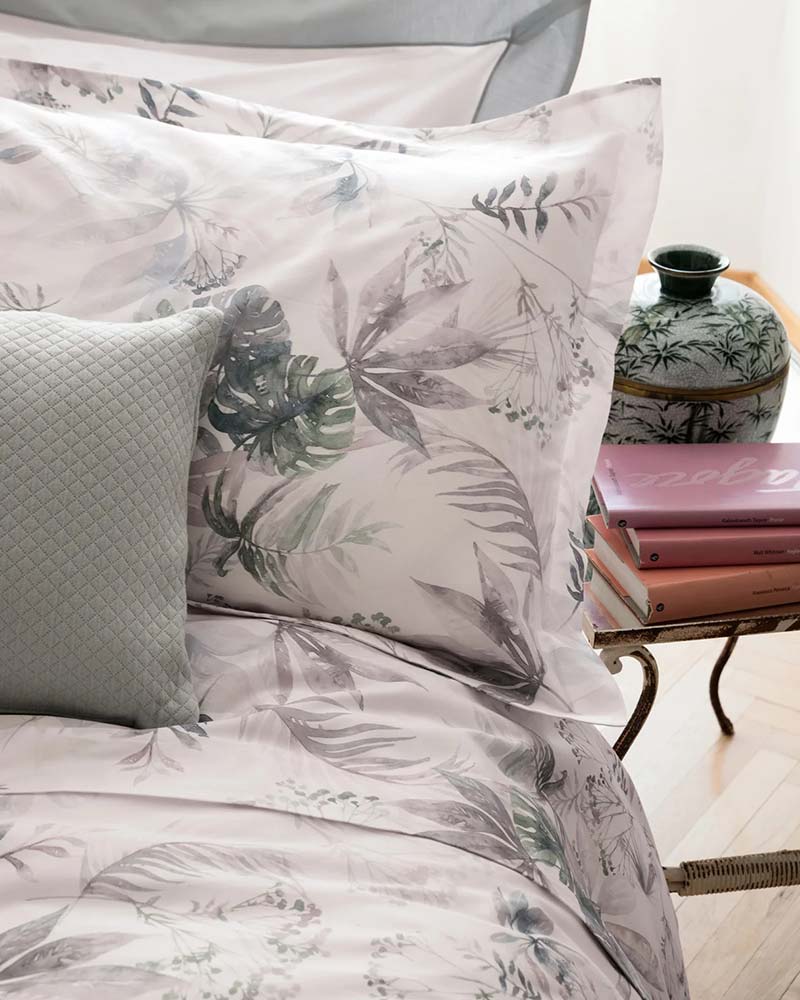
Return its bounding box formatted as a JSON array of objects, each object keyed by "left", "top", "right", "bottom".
[{"left": 0, "top": 611, "right": 687, "bottom": 1000}]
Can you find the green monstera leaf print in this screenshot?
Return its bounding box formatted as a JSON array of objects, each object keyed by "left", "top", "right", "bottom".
[{"left": 206, "top": 285, "right": 355, "bottom": 476}]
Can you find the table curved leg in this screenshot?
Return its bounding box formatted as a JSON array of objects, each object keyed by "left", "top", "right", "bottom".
[
  {"left": 600, "top": 646, "right": 659, "bottom": 760},
  {"left": 709, "top": 635, "right": 738, "bottom": 736}
]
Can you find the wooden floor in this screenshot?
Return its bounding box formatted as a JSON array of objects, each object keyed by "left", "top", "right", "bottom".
[{"left": 613, "top": 631, "right": 800, "bottom": 1000}]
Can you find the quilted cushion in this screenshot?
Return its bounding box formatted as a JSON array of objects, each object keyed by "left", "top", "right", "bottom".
[{"left": 0, "top": 308, "right": 220, "bottom": 727}]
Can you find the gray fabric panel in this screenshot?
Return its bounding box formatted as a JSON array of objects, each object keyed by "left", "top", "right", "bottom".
[
  {"left": 0, "top": 308, "right": 220, "bottom": 728},
  {"left": 0, "top": 0, "right": 590, "bottom": 118},
  {"left": 477, "top": 1, "right": 590, "bottom": 118}
]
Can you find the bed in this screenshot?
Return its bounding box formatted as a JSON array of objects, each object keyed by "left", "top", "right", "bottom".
[
  {"left": 0, "top": 4, "right": 696, "bottom": 998},
  {"left": 0, "top": 610, "right": 687, "bottom": 999}
]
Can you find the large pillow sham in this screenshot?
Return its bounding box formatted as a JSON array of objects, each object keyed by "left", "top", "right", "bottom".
[
  {"left": 0, "top": 308, "right": 220, "bottom": 728},
  {"left": 0, "top": 68, "right": 662, "bottom": 723},
  {"left": 0, "top": 1, "right": 590, "bottom": 124}
]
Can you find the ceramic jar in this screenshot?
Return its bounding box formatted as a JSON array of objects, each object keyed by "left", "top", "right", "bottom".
[{"left": 604, "top": 244, "right": 790, "bottom": 444}]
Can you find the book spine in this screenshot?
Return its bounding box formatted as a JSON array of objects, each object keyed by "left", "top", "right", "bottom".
[
  {"left": 637, "top": 536, "right": 800, "bottom": 568},
  {"left": 609, "top": 508, "right": 800, "bottom": 530},
  {"left": 647, "top": 569, "right": 800, "bottom": 623}
]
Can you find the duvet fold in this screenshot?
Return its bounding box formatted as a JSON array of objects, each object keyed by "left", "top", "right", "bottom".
[{"left": 0, "top": 613, "right": 688, "bottom": 999}]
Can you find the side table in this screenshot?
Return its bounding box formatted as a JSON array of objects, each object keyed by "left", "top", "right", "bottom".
[
  {"left": 583, "top": 589, "right": 800, "bottom": 896},
  {"left": 582, "top": 589, "right": 800, "bottom": 760}
]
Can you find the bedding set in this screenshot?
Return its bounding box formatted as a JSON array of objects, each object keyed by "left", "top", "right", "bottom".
[{"left": 0, "top": 4, "right": 688, "bottom": 998}]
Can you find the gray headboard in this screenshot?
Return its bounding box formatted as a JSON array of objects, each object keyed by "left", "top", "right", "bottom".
[{"left": 0, "top": 0, "right": 591, "bottom": 119}]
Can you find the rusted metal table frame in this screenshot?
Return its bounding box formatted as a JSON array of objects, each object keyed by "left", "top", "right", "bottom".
[
  {"left": 583, "top": 593, "right": 800, "bottom": 758},
  {"left": 583, "top": 594, "right": 800, "bottom": 895}
]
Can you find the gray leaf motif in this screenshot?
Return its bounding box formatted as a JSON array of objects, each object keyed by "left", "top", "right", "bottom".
[
  {"left": 511, "top": 789, "right": 575, "bottom": 890},
  {"left": 414, "top": 545, "right": 544, "bottom": 701},
  {"left": 498, "top": 736, "right": 567, "bottom": 797},
  {"left": 265, "top": 699, "right": 426, "bottom": 779},
  {"left": 195, "top": 454, "right": 246, "bottom": 543},
  {"left": 495, "top": 889, "right": 555, "bottom": 938},
  {"left": 0, "top": 933, "right": 133, "bottom": 980},
  {"left": 365, "top": 370, "right": 479, "bottom": 409},
  {"left": 271, "top": 625, "right": 294, "bottom": 705},
  {"left": 322, "top": 261, "right": 349, "bottom": 355},
  {"left": 198, "top": 471, "right": 393, "bottom": 601},
  {"left": 82, "top": 841, "right": 288, "bottom": 901},
  {"left": 349, "top": 252, "right": 408, "bottom": 358},
  {"left": 0, "top": 908, "right": 67, "bottom": 971},
  {"left": 351, "top": 273, "right": 469, "bottom": 363},
  {"left": 400, "top": 770, "right": 528, "bottom": 870},
  {"left": 0, "top": 281, "right": 57, "bottom": 312},
  {"left": 365, "top": 325, "right": 492, "bottom": 372},
  {"left": 328, "top": 255, "right": 479, "bottom": 455},
  {"left": 0, "top": 144, "right": 39, "bottom": 164},
  {"left": 51, "top": 203, "right": 169, "bottom": 245},
  {"left": 135, "top": 80, "right": 203, "bottom": 127},
  {"left": 285, "top": 627, "right": 363, "bottom": 708},
  {"left": 188, "top": 449, "right": 242, "bottom": 529},
  {"left": 469, "top": 170, "right": 599, "bottom": 242},
  {"left": 77, "top": 233, "right": 188, "bottom": 313},
  {"left": 282, "top": 625, "right": 419, "bottom": 710},
  {"left": 351, "top": 374, "right": 428, "bottom": 456},
  {"left": 290, "top": 155, "right": 370, "bottom": 219},
  {"left": 425, "top": 437, "right": 540, "bottom": 576},
  {"left": 604, "top": 922, "right": 663, "bottom": 989},
  {"left": 0, "top": 965, "right": 182, "bottom": 998}
]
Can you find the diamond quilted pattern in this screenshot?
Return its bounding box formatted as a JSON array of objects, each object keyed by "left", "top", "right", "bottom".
[{"left": 0, "top": 308, "right": 221, "bottom": 728}]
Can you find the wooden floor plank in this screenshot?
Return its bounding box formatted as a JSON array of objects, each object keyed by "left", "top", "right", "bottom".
[
  {"left": 781, "top": 972, "right": 800, "bottom": 999},
  {"left": 721, "top": 889, "right": 800, "bottom": 1000},
  {"left": 745, "top": 699, "right": 800, "bottom": 738},
  {"left": 728, "top": 631, "right": 800, "bottom": 664},
  {"left": 679, "top": 786, "right": 800, "bottom": 973},
  {"left": 731, "top": 712, "right": 800, "bottom": 763},
  {"left": 636, "top": 693, "right": 753, "bottom": 831},
  {"left": 666, "top": 749, "right": 796, "bottom": 865},
  {"left": 621, "top": 629, "right": 800, "bottom": 999},
  {"left": 649, "top": 731, "right": 765, "bottom": 859},
  {"left": 620, "top": 642, "right": 754, "bottom": 818},
  {"left": 725, "top": 666, "right": 800, "bottom": 714}
]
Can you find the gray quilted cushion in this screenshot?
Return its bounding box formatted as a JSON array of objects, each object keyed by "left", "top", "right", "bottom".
[{"left": 0, "top": 308, "right": 221, "bottom": 728}]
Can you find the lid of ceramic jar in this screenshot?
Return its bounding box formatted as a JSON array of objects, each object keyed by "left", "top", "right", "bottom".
[{"left": 618, "top": 244, "right": 790, "bottom": 393}]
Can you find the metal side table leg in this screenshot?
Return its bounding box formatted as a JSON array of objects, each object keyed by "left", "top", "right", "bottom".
[
  {"left": 601, "top": 645, "right": 659, "bottom": 760},
  {"left": 709, "top": 635, "right": 739, "bottom": 736}
]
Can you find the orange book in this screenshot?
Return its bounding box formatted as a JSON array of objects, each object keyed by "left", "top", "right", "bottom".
[{"left": 586, "top": 515, "right": 800, "bottom": 624}]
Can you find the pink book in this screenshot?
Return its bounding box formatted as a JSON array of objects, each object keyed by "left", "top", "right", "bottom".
[
  {"left": 593, "top": 443, "right": 800, "bottom": 529},
  {"left": 587, "top": 515, "right": 800, "bottom": 623},
  {"left": 625, "top": 524, "right": 800, "bottom": 568}
]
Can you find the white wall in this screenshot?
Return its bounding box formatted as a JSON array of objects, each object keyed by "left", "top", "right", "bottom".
[
  {"left": 572, "top": 0, "right": 786, "bottom": 272},
  {"left": 759, "top": 2, "right": 800, "bottom": 314}
]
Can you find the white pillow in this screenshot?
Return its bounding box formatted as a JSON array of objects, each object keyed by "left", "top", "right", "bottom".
[
  {"left": 0, "top": 1, "right": 590, "bottom": 125},
  {"left": 0, "top": 61, "right": 662, "bottom": 723},
  {"left": 0, "top": 12, "right": 501, "bottom": 127}
]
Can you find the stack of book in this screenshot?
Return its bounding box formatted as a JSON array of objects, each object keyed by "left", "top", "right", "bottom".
[{"left": 586, "top": 442, "right": 800, "bottom": 627}]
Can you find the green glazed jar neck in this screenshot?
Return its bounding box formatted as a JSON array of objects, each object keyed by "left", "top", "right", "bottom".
[{"left": 647, "top": 243, "right": 731, "bottom": 301}]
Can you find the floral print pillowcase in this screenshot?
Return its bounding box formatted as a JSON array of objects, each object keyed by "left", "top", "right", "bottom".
[{"left": 0, "top": 61, "right": 662, "bottom": 722}]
